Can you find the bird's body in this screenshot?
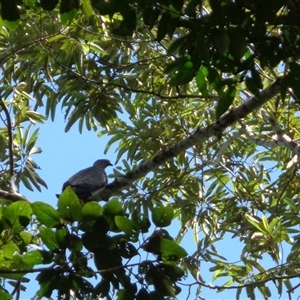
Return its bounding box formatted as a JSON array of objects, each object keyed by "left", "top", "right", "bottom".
[{"left": 62, "top": 159, "right": 112, "bottom": 201}]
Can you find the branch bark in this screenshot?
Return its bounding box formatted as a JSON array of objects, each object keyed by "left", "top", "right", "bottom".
[
  {"left": 0, "top": 98, "right": 16, "bottom": 193},
  {"left": 0, "top": 189, "right": 31, "bottom": 202},
  {"left": 92, "top": 78, "right": 282, "bottom": 201}
]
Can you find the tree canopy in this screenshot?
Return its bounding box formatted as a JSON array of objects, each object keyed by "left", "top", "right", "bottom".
[{"left": 0, "top": 0, "right": 300, "bottom": 299}]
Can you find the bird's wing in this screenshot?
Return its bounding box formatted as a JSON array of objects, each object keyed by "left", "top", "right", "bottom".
[{"left": 63, "top": 166, "right": 107, "bottom": 190}]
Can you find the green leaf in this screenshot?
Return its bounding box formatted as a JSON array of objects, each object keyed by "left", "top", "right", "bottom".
[
  {"left": 196, "top": 68, "right": 210, "bottom": 98},
  {"left": 167, "top": 35, "right": 188, "bottom": 55},
  {"left": 20, "top": 175, "right": 34, "bottom": 192},
  {"left": 212, "top": 30, "right": 230, "bottom": 55},
  {"left": 20, "top": 231, "right": 33, "bottom": 246},
  {"left": 143, "top": 6, "right": 160, "bottom": 29},
  {"left": 152, "top": 205, "right": 174, "bottom": 227},
  {"left": 115, "top": 216, "right": 134, "bottom": 235},
  {"left": 81, "top": 0, "right": 93, "bottom": 17},
  {"left": 32, "top": 202, "right": 61, "bottom": 227},
  {"left": 228, "top": 27, "right": 247, "bottom": 60},
  {"left": 58, "top": 187, "right": 83, "bottom": 222},
  {"left": 0, "top": 289, "right": 12, "bottom": 299},
  {"left": 286, "top": 62, "right": 300, "bottom": 100},
  {"left": 159, "top": 238, "right": 188, "bottom": 259},
  {"left": 169, "top": 59, "right": 196, "bottom": 86},
  {"left": 244, "top": 214, "right": 266, "bottom": 233},
  {"left": 157, "top": 12, "right": 172, "bottom": 42},
  {"left": 132, "top": 212, "right": 151, "bottom": 233},
  {"left": 0, "top": 242, "right": 19, "bottom": 260},
  {"left": 171, "top": 0, "right": 184, "bottom": 12},
  {"left": 81, "top": 202, "right": 103, "bottom": 219},
  {"left": 162, "top": 264, "right": 185, "bottom": 282},
  {"left": 60, "top": 0, "right": 79, "bottom": 25},
  {"left": 282, "top": 197, "right": 298, "bottom": 212},
  {"left": 250, "top": 68, "right": 263, "bottom": 89},
  {"left": 22, "top": 250, "right": 44, "bottom": 265},
  {"left": 4, "top": 202, "right": 32, "bottom": 231},
  {"left": 103, "top": 198, "right": 123, "bottom": 217},
  {"left": 40, "top": 0, "right": 59, "bottom": 10},
  {"left": 216, "top": 86, "right": 236, "bottom": 118},
  {"left": 152, "top": 271, "right": 176, "bottom": 296},
  {"left": 112, "top": 9, "right": 137, "bottom": 37},
  {"left": 245, "top": 76, "right": 260, "bottom": 97},
  {"left": 39, "top": 226, "right": 59, "bottom": 251},
  {"left": 56, "top": 227, "right": 69, "bottom": 249},
  {"left": 25, "top": 111, "right": 47, "bottom": 124},
  {"left": 1, "top": 0, "right": 19, "bottom": 26}
]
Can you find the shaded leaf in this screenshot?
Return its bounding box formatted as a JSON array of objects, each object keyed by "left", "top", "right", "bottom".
[
  {"left": 152, "top": 205, "right": 174, "bottom": 227},
  {"left": 216, "top": 86, "right": 236, "bottom": 118}
]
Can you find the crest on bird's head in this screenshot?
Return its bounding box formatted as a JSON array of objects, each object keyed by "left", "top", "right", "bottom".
[{"left": 93, "top": 159, "right": 113, "bottom": 169}]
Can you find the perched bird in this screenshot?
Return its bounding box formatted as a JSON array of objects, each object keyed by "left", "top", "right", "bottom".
[{"left": 61, "top": 159, "right": 112, "bottom": 201}]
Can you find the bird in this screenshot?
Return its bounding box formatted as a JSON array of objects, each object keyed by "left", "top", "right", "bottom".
[{"left": 61, "top": 159, "right": 113, "bottom": 201}]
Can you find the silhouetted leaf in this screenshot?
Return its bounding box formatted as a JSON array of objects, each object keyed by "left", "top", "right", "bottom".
[
  {"left": 40, "top": 0, "right": 58, "bottom": 11},
  {"left": 152, "top": 205, "right": 174, "bottom": 227}
]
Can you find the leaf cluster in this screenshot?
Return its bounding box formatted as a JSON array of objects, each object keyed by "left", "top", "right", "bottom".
[{"left": 0, "top": 188, "right": 188, "bottom": 299}]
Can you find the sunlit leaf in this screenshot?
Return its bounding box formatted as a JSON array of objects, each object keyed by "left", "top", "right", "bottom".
[{"left": 32, "top": 202, "right": 61, "bottom": 227}]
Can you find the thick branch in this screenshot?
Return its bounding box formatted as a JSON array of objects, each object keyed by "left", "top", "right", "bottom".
[
  {"left": 0, "top": 189, "right": 31, "bottom": 202},
  {"left": 93, "top": 78, "right": 282, "bottom": 201}
]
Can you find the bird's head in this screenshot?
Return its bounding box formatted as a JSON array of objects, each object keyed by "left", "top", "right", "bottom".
[{"left": 93, "top": 159, "right": 113, "bottom": 169}]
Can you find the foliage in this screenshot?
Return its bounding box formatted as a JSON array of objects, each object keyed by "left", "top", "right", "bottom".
[{"left": 0, "top": 0, "right": 300, "bottom": 299}]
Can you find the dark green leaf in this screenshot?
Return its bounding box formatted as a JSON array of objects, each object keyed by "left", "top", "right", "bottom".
[
  {"left": 251, "top": 68, "right": 263, "bottom": 89},
  {"left": 216, "top": 86, "right": 236, "bottom": 119},
  {"left": 39, "top": 227, "right": 59, "bottom": 251},
  {"left": 39, "top": 0, "right": 58, "bottom": 10},
  {"left": 171, "top": 0, "right": 184, "bottom": 12},
  {"left": 60, "top": 0, "right": 79, "bottom": 24},
  {"left": 1, "top": 0, "right": 19, "bottom": 25},
  {"left": 55, "top": 227, "right": 69, "bottom": 249},
  {"left": 212, "top": 30, "right": 230, "bottom": 55},
  {"left": 157, "top": 12, "right": 172, "bottom": 42},
  {"left": 159, "top": 238, "right": 188, "bottom": 259},
  {"left": 152, "top": 205, "right": 174, "bottom": 227},
  {"left": 22, "top": 250, "right": 44, "bottom": 265},
  {"left": 286, "top": 62, "right": 300, "bottom": 100},
  {"left": 245, "top": 76, "right": 260, "bottom": 97},
  {"left": 169, "top": 59, "right": 196, "bottom": 86},
  {"left": 228, "top": 27, "right": 247, "bottom": 60},
  {"left": 112, "top": 9, "right": 136, "bottom": 37},
  {"left": 143, "top": 6, "right": 160, "bottom": 29}
]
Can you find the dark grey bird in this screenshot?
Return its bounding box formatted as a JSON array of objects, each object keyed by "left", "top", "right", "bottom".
[{"left": 61, "top": 159, "right": 112, "bottom": 201}]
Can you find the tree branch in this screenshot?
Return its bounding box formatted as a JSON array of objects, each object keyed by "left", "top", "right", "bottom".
[
  {"left": 93, "top": 78, "right": 282, "bottom": 201},
  {"left": 0, "top": 99, "right": 15, "bottom": 192},
  {"left": 0, "top": 189, "right": 31, "bottom": 202}
]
